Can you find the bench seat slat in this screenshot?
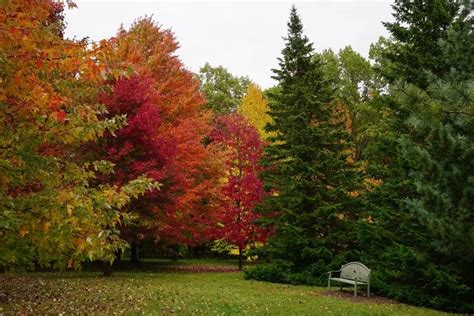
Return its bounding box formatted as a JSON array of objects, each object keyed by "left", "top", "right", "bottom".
[{"left": 330, "top": 277, "right": 367, "bottom": 285}]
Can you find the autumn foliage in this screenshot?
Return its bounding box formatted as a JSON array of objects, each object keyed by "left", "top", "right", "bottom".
[
  {"left": 239, "top": 84, "right": 273, "bottom": 139},
  {"left": 0, "top": 0, "right": 156, "bottom": 269},
  {"left": 95, "top": 19, "right": 225, "bottom": 247},
  {"left": 211, "top": 114, "right": 268, "bottom": 269}
]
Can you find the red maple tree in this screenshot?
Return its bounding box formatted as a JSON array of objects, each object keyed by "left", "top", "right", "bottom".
[
  {"left": 95, "top": 18, "right": 225, "bottom": 257},
  {"left": 211, "top": 114, "right": 268, "bottom": 270}
]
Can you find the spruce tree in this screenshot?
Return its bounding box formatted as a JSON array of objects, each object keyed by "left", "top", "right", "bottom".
[{"left": 250, "top": 6, "right": 359, "bottom": 283}]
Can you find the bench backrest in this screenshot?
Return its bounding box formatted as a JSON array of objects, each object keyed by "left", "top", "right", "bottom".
[{"left": 340, "top": 262, "right": 370, "bottom": 282}]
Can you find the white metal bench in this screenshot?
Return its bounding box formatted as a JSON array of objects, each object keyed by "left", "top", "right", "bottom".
[{"left": 327, "top": 262, "right": 371, "bottom": 297}]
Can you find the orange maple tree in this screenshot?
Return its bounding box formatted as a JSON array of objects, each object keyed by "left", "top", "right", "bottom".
[{"left": 0, "top": 1, "right": 157, "bottom": 269}]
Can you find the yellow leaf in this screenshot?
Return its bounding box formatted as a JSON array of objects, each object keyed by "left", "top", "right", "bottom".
[
  {"left": 238, "top": 84, "right": 273, "bottom": 139},
  {"left": 19, "top": 226, "right": 28, "bottom": 237}
]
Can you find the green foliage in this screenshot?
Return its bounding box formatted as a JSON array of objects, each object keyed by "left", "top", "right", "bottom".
[
  {"left": 319, "top": 46, "right": 386, "bottom": 161},
  {"left": 359, "top": 6, "right": 474, "bottom": 311},
  {"left": 439, "top": 4, "right": 474, "bottom": 79},
  {"left": 370, "top": 245, "right": 473, "bottom": 312},
  {"left": 396, "top": 78, "right": 473, "bottom": 310},
  {"left": 381, "top": 0, "right": 461, "bottom": 88},
  {"left": 244, "top": 260, "right": 294, "bottom": 284},
  {"left": 198, "top": 63, "right": 251, "bottom": 114},
  {"left": 320, "top": 46, "right": 380, "bottom": 105},
  {"left": 249, "top": 2, "right": 474, "bottom": 313},
  {"left": 252, "top": 6, "right": 360, "bottom": 287}
]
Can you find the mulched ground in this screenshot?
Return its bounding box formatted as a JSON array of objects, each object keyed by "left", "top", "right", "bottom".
[{"left": 321, "top": 288, "right": 399, "bottom": 305}]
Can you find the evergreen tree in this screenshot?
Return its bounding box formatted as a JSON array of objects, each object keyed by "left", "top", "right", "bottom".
[
  {"left": 359, "top": 1, "right": 474, "bottom": 312},
  {"left": 401, "top": 77, "right": 473, "bottom": 311},
  {"left": 247, "top": 6, "right": 359, "bottom": 284},
  {"left": 360, "top": 75, "right": 474, "bottom": 314},
  {"left": 382, "top": 0, "right": 460, "bottom": 88},
  {"left": 439, "top": 0, "right": 474, "bottom": 79}
]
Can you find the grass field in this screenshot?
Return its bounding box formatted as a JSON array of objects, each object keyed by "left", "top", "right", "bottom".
[{"left": 0, "top": 260, "right": 448, "bottom": 315}]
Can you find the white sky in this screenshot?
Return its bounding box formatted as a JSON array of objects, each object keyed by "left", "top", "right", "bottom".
[{"left": 64, "top": 1, "right": 394, "bottom": 88}]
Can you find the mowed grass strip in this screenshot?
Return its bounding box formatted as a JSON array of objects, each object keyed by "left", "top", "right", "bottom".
[{"left": 0, "top": 262, "right": 449, "bottom": 315}]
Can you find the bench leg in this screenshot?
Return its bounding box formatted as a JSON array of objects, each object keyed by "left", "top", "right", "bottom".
[
  {"left": 354, "top": 281, "right": 358, "bottom": 298},
  {"left": 328, "top": 279, "right": 331, "bottom": 292},
  {"left": 368, "top": 282, "right": 370, "bottom": 298}
]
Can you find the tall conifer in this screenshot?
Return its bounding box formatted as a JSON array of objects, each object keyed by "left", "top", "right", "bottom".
[
  {"left": 382, "top": 0, "right": 460, "bottom": 88},
  {"left": 256, "top": 6, "right": 359, "bottom": 282}
]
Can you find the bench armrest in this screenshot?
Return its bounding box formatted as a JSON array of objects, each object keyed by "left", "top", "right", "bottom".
[{"left": 327, "top": 269, "right": 341, "bottom": 276}]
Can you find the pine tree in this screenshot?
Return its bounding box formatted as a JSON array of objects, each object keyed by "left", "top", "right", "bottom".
[
  {"left": 362, "top": 75, "right": 474, "bottom": 314},
  {"left": 382, "top": 0, "right": 460, "bottom": 88},
  {"left": 359, "top": 1, "right": 474, "bottom": 312},
  {"left": 248, "top": 6, "right": 359, "bottom": 283},
  {"left": 440, "top": 0, "right": 474, "bottom": 79}
]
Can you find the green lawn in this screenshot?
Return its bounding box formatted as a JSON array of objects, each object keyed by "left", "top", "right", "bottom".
[{"left": 0, "top": 260, "right": 448, "bottom": 315}]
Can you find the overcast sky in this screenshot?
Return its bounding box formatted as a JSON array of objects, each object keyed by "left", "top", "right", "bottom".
[{"left": 64, "top": 1, "right": 394, "bottom": 88}]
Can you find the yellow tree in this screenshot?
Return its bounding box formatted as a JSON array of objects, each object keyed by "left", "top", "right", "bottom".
[{"left": 238, "top": 84, "right": 272, "bottom": 139}]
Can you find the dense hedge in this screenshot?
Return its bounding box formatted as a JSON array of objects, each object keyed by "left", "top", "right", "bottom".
[{"left": 245, "top": 245, "right": 473, "bottom": 313}]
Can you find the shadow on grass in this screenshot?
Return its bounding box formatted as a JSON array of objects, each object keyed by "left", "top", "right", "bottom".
[{"left": 65, "top": 258, "right": 247, "bottom": 275}]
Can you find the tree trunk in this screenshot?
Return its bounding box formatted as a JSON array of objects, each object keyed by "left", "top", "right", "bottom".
[
  {"left": 102, "top": 261, "right": 113, "bottom": 277},
  {"left": 115, "top": 249, "right": 122, "bottom": 264},
  {"left": 130, "top": 242, "right": 138, "bottom": 262},
  {"left": 83, "top": 260, "right": 90, "bottom": 271},
  {"left": 130, "top": 242, "right": 140, "bottom": 268},
  {"left": 238, "top": 246, "right": 243, "bottom": 271}
]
